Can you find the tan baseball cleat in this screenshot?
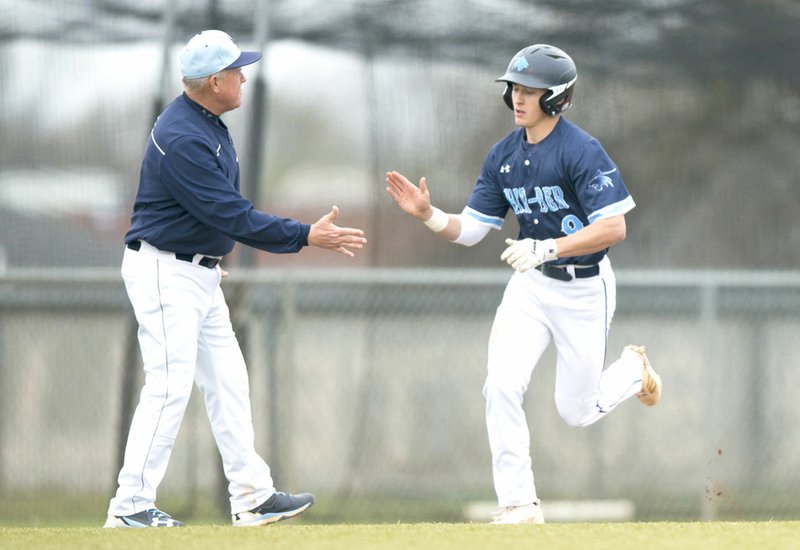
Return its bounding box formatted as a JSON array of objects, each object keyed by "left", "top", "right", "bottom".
[{"left": 626, "top": 345, "right": 662, "bottom": 406}]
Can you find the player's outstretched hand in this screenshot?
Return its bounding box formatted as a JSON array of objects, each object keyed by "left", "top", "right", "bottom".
[
  {"left": 385, "top": 171, "right": 433, "bottom": 221},
  {"left": 308, "top": 206, "right": 367, "bottom": 257}
]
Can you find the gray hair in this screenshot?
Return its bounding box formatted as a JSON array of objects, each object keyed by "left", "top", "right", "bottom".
[{"left": 182, "top": 71, "right": 222, "bottom": 91}]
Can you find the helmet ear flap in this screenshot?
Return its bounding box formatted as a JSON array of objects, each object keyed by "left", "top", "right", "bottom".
[
  {"left": 539, "top": 82, "right": 576, "bottom": 117},
  {"left": 539, "top": 90, "right": 555, "bottom": 116},
  {"left": 502, "top": 83, "right": 513, "bottom": 110}
]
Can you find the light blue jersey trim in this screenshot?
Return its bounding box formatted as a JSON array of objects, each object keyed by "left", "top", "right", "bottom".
[
  {"left": 587, "top": 196, "right": 635, "bottom": 223},
  {"left": 463, "top": 206, "right": 504, "bottom": 230}
]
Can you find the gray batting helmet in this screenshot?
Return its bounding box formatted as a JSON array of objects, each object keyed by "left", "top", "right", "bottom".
[{"left": 496, "top": 44, "right": 577, "bottom": 116}]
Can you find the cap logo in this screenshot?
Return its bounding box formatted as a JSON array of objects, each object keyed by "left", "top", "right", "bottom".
[{"left": 512, "top": 56, "right": 529, "bottom": 72}]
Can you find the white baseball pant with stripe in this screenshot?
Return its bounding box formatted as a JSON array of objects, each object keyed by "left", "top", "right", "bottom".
[
  {"left": 108, "top": 243, "right": 275, "bottom": 517},
  {"left": 483, "top": 257, "right": 645, "bottom": 507}
]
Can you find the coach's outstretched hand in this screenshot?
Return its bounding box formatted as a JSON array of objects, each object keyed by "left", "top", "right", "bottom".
[{"left": 308, "top": 206, "right": 367, "bottom": 257}]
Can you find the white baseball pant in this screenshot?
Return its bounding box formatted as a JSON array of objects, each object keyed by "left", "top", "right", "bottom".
[
  {"left": 108, "top": 243, "right": 274, "bottom": 516},
  {"left": 483, "top": 257, "right": 644, "bottom": 507}
]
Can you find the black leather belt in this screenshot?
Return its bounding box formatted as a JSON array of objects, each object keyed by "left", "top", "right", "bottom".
[
  {"left": 536, "top": 263, "right": 599, "bottom": 282},
  {"left": 127, "top": 240, "right": 220, "bottom": 269}
]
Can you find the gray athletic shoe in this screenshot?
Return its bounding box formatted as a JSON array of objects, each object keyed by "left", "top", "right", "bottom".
[
  {"left": 103, "top": 508, "right": 184, "bottom": 528},
  {"left": 232, "top": 491, "right": 315, "bottom": 527}
]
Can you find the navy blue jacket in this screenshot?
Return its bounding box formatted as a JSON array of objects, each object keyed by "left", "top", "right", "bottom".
[{"left": 125, "top": 93, "right": 310, "bottom": 257}]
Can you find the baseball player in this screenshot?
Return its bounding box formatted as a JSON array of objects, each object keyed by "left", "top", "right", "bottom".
[
  {"left": 104, "top": 30, "right": 366, "bottom": 528},
  {"left": 386, "top": 44, "right": 662, "bottom": 525}
]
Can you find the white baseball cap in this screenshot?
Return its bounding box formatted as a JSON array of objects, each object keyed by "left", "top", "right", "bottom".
[{"left": 180, "top": 30, "right": 262, "bottom": 79}]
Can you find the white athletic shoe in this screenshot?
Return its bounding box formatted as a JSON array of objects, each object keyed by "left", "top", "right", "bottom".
[
  {"left": 626, "top": 345, "right": 662, "bottom": 406},
  {"left": 490, "top": 502, "right": 545, "bottom": 525}
]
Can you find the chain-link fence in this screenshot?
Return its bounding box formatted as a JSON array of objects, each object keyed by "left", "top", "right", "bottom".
[{"left": 2, "top": 269, "right": 800, "bottom": 524}]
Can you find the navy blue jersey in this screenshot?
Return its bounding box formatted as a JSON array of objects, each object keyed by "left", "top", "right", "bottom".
[
  {"left": 125, "top": 93, "right": 310, "bottom": 257},
  {"left": 465, "top": 118, "right": 634, "bottom": 266}
]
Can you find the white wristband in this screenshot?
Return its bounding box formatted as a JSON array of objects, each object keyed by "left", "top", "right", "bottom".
[{"left": 423, "top": 207, "right": 449, "bottom": 233}]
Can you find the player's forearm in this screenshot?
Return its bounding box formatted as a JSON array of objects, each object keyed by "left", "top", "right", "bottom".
[
  {"left": 554, "top": 215, "right": 626, "bottom": 259},
  {"left": 423, "top": 207, "right": 461, "bottom": 241}
]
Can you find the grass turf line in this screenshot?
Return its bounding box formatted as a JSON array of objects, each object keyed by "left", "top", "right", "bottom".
[{"left": 2, "top": 522, "right": 800, "bottom": 550}]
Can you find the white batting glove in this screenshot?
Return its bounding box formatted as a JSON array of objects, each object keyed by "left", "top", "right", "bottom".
[{"left": 500, "top": 238, "right": 558, "bottom": 273}]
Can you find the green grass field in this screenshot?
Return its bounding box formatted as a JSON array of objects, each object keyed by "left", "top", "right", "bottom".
[{"left": 2, "top": 522, "right": 799, "bottom": 550}]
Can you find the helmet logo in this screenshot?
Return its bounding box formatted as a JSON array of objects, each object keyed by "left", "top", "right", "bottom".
[{"left": 511, "top": 56, "right": 529, "bottom": 72}]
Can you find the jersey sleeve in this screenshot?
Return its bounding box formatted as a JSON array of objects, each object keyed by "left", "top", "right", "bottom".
[
  {"left": 464, "top": 147, "right": 509, "bottom": 230},
  {"left": 569, "top": 139, "right": 635, "bottom": 223},
  {"left": 161, "top": 135, "right": 309, "bottom": 253}
]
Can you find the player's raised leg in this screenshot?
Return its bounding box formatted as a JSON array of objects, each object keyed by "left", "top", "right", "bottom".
[{"left": 547, "top": 263, "right": 662, "bottom": 427}]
